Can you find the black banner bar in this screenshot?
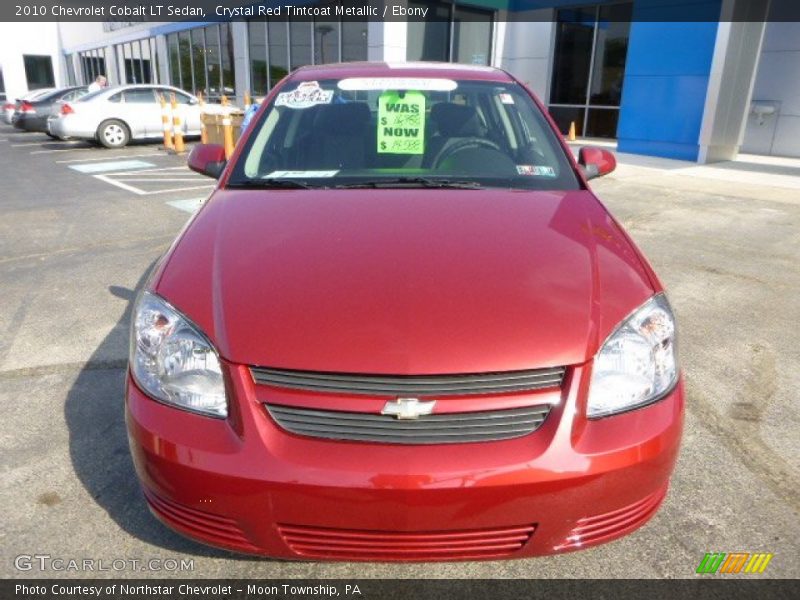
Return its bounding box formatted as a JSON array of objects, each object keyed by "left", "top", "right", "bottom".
[
  {"left": 3, "top": 579, "right": 799, "bottom": 600},
  {"left": 3, "top": 0, "right": 800, "bottom": 23}
]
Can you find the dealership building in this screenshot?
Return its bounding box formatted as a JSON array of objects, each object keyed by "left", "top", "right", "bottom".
[{"left": 0, "top": 0, "right": 798, "bottom": 161}]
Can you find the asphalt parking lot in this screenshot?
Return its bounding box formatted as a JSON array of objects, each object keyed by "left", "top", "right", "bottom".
[{"left": 0, "top": 126, "right": 798, "bottom": 579}]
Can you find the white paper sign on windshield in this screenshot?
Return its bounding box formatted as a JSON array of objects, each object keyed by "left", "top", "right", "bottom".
[
  {"left": 338, "top": 78, "right": 457, "bottom": 92},
  {"left": 275, "top": 81, "right": 333, "bottom": 109}
]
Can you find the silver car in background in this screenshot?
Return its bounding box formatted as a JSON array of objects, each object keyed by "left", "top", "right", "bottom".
[
  {"left": 48, "top": 84, "right": 202, "bottom": 148},
  {"left": 3, "top": 88, "right": 55, "bottom": 125}
]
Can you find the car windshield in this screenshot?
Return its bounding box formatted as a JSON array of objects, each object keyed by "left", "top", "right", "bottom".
[{"left": 229, "top": 77, "right": 580, "bottom": 190}]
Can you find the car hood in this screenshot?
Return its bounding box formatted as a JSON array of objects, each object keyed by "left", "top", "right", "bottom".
[{"left": 155, "top": 188, "right": 655, "bottom": 373}]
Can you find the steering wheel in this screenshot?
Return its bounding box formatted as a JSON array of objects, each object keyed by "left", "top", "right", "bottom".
[{"left": 432, "top": 137, "right": 503, "bottom": 169}]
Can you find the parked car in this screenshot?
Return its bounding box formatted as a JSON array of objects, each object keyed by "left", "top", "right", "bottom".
[
  {"left": 127, "top": 63, "right": 683, "bottom": 561},
  {"left": 13, "top": 86, "right": 89, "bottom": 135},
  {"left": 3, "top": 88, "right": 55, "bottom": 125},
  {"left": 48, "top": 84, "right": 202, "bottom": 148},
  {"left": 2, "top": 99, "right": 14, "bottom": 125}
]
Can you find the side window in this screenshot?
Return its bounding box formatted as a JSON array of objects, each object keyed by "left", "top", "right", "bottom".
[
  {"left": 158, "top": 89, "right": 192, "bottom": 104},
  {"left": 174, "top": 92, "right": 194, "bottom": 105},
  {"left": 108, "top": 93, "right": 122, "bottom": 103},
  {"left": 123, "top": 89, "right": 157, "bottom": 103}
]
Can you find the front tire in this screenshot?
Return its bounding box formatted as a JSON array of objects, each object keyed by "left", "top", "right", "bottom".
[{"left": 97, "top": 119, "right": 130, "bottom": 148}]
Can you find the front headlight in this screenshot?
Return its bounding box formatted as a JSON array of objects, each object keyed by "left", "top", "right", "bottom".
[
  {"left": 587, "top": 293, "right": 677, "bottom": 418},
  {"left": 130, "top": 291, "right": 227, "bottom": 418}
]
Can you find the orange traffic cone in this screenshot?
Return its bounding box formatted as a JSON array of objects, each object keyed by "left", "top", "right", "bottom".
[
  {"left": 160, "top": 94, "right": 173, "bottom": 151},
  {"left": 568, "top": 121, "right": 577, "bottom": 142},
  {"left": 221, "top": 96, "right": 234, "bottom": 160},
  {"left": 198, "top": 91, "right": 208, "bottom": 144},
  {"left": 170, "top": 93, "right": 185, "bottom": 154}
]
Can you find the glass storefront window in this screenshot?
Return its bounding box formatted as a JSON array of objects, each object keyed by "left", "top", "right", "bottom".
[
  {"left": 220, "top": 23, "right": 236, "bottom": 97},
  {"left": 407, "top": 2, "right": 450, "bottom": 62},
  {"left": 245, "top": 9, "right": 368, "bottom": 93},
  {"left": 204, "top": 25, "right": 222, "bottom": 99},
  {"left": 23, "top": 55, "right": 55, "bottom": 89},
  {"left": 407, "top": 2, "right": 493, "bottom": 64},
  {"left": 79, "top": 49, "right": 106, "bottom": 84},
  {"left": 249, "top": 20, "right": 268, "bottom": 95},
  {"left": 453, "top": 5, "right": 493, "bottom": 65},
  {"left": 314, "top": 20, "right": 339, "bottom": 65},
  {"left": 550, "top": 8, "right": 595, "bottom": 105},
  {"left": 589, "top": 5, "right": 632, "bottom": 106},
  {"left": 178, "top": 31, "right": 193, "bottom": 93},
  {"left": 119, "top": 40, "right": 154, "bottom": 84},
  {"left": 341, "top": 21, "right": 367, "bottom": 62},
  {"left": 166, "top": 25, "right": 236, "bottom": 101},
  {"left": 586, "top": 108, "right": 620, "bottom": 138},
  {"left": 290, "top": 22, "right": 312, "bottom": 71},
  {"left": 168, "top": 34, "right": 181, "bottom": 89},
  {"left": 268, "top": 20, "right": 289, "bottom": 88},
  {"left": 548, "top": 106, "right": 585, "bottom": 139},
  {"left": 64, "top": 56, "right": 76, "bottom": 86},
  {"left": 549, "top": 3, "right": 632, "bottom": 139},
  {"left": 191, "top": 28, "right": 207, "bottom": 94}
]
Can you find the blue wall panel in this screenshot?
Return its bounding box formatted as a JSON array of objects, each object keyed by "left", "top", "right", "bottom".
[{"left": 617, "top": 9, "right": 721, "bottom": 160}]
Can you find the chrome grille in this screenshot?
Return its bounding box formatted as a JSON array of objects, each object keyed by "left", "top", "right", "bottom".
[
  {"left": 250, "top": 366, "right": 566, "bottom": 396},
  {"left": 265, "top": 404, "right": 551, "bottom": 444}
]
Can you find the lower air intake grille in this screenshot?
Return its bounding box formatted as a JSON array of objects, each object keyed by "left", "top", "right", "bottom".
[
  {"left": 265, "top": 403, "right": 550, "bottom": 444},
  {"left": 143, "top": 489, "right": 257, "bottom": 553},
  {"left": 250, "top": 366, "right": 566, "bottom": 396},
  {"left": 555, "top": 485, "right": 668, "bottom": 551},
  {"left": 278, "top": 523, "right": 536, "bottom": 561}
]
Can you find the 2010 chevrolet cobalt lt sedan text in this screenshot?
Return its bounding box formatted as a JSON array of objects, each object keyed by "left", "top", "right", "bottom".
[{"left": 126, "top": 62, "right": 683, "bottom": 561}]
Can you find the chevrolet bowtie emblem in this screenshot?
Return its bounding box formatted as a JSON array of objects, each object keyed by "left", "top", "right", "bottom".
[{"left": 381, "top": 397, "right": 436, "bottom": 420}]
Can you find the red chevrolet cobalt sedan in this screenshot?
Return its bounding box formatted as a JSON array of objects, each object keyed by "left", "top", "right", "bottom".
[{"left": 126, "top": 62, "right": 683, "bottom": 561}]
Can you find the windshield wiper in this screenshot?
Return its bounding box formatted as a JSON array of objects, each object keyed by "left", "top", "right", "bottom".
[
  {"left": 332, "top": 177, "right": 483, "bottom": 189},
  {"left": 228, "top": 178, "right": 317, "bottom": 189}
]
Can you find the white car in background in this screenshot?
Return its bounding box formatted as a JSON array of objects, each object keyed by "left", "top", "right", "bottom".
[
  {"left": 48, "top": 84, "right": 202, "bottom": 148},
  {"left": 3, "top": 88, "right": 56, "bottom": 125}
]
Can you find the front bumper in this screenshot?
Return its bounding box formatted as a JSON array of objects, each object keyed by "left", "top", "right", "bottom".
[{"left": 126, "top": 362, "right": 684, "bottom": 561}]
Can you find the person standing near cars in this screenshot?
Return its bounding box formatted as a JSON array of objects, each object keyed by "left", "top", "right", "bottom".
[{"left": 87, "top": 75, "right": 107, "bottom": 92}]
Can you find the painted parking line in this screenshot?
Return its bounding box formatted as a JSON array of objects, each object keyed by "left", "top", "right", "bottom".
[
  {"left": 30, "top": 146, "right": 101, "bottom": 154},
  {"left": 12, "top": 141, "right": 84, "bottom": 147},
  {"left": 116, "top": 177, "right": 205, "bottom": 182},
  {"left": 92, "top": 175, "right": 145, "bottom": 195},
  {"left": 69, "top": 160, "right": 156, "bottom": 174},
  {"left": 57, "top": 152, "right": 164, "bottom": 164},
  {"left": 93, "top": 172, "right": 213, "bottom": 196},
  {"left": 80, "top": 163, "right": 213, "bottom": 196},
  {"left": 99, "top": 166, "right": 195, "bottom": 175},
  {"left": 166, "top": 197, "right": 207, "bottom": 213},
  {"left": 94, "top": 175, "right": 213, "bottom": 195}
]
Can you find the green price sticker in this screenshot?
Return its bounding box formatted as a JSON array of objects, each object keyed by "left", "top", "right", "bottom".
[{"left": 377, "top": 91, "right": 425, "bottom": 155}]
